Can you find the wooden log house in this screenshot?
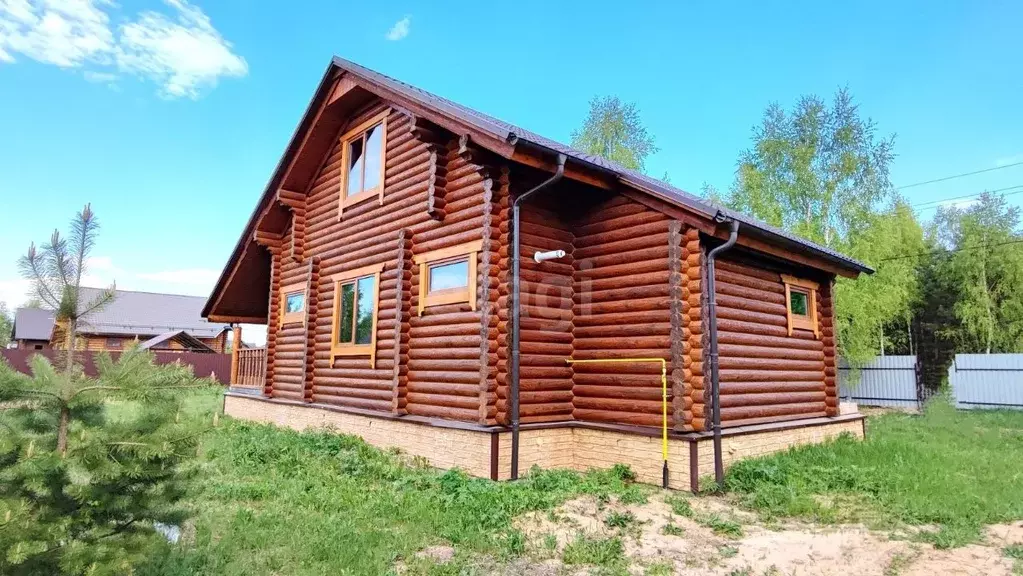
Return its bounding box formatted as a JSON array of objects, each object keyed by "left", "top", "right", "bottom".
[{"left": 205, "top": 57, "right": 871, "bottom": 490}]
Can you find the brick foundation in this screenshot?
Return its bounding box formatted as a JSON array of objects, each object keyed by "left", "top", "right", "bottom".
[{"left": 224, "top": 393, "right": 865, "bottom": 491}]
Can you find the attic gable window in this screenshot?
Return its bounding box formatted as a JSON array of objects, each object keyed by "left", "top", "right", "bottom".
[
  {"left": 330, "top": 262, "right": 384, "bottom": 367},
  {"left": 781, "top": 274, "right": 819, "bottom": 337},
  {"left": 338, "top": 110, "right": 389, "bottom": 218}
]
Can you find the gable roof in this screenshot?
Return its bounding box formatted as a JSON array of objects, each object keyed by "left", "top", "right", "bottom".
[
  {"left": 204, "top": 57, "right": 871, "bottom": 318},
  {"left": 139, "top": 330, "right": 216, "bottom": 353},
  {"left": 331, "top": 58, "right": 871, "bottom": 275},
  {"left": 12, "top": 307, "right": 56, "bottom": 341},
  {"left": 79, "top": 288, "right": 228, "bottom": 338}
]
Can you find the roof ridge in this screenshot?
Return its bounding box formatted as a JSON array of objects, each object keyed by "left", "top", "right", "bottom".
[
  {"left": 80, "top": 286, "right": 207, "bottom": 299},
  {"left": 331, "top": 56, "right": 870, "bottom": 274}
]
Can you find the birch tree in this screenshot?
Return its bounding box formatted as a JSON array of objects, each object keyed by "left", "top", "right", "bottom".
[
  {"left": 724, "top": 89, "right": 924, "bottom": 364},
  {"left": 933, "top": 192, "right": 1023, "bottom": 353},
  {"left": 571, "top": 96, "right": 658, "bottom": 172}
]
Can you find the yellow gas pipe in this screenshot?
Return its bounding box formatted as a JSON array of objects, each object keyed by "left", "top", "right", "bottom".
[{"left": 565, "top": 358, "right": 669, "bottom": 488}]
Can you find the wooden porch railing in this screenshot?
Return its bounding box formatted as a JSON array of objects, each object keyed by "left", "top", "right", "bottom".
[{"left": 232, "top": 347, "right": 267, "bottom": 389}]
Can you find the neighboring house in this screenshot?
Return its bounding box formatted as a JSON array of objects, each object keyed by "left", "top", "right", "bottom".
[
  {"left": 15, "top": 289, "right": 229, "bottom": 353},
  {"left": 204, "top": 57, "right": 871, "bottom": 491},
  {"left": 11, "top": 307, "right": 56, "bottom": 350}
]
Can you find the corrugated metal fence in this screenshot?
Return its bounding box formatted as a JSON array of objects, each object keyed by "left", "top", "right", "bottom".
[
  {"left": 948, "top": 354, "right": 1023, "bottom": 410},
  {"left": 838, "top": 355, "right": 919, "bottom": 409},
  {"left": 0, "top": 349, "right": 232, "bottom": 385}
]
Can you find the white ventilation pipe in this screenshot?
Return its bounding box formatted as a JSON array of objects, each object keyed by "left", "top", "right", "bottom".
[{"left": 533, "top": 249, "right": 566, "bottom": 263}]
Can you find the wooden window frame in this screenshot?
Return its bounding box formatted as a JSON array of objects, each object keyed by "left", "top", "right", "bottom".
[
  {"left": 781, "top": 274, "right": 819, "bottom": 337},
  {"left": 329, "top": 262, "right": 384, "bottom": 367},
  {"left": 279, "top": 281, "right": 308, "bottom": 326},
  {"left": 337, "top": 110, "right": 389, "bottom": 219},
  {"left": 413, "top": 240, "right": 482, "bottom": 316}
]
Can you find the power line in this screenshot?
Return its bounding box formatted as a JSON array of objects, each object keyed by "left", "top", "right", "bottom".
[
  {"left": 911, "top": 184, "right": 1023, "bottom": 211},
  {"left": 896, "top": 161, "right": 1023, "bottom": 191},
  {"left": 876, "top": 238, "right": 1023, "bottom": 263}
]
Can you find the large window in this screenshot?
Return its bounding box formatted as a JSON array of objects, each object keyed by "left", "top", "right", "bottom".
[
  {"left": 279, "top": 282, "right": 307, "bottom": 326},
  {"left": 413, "top": 240, "right": 482, "bottom": 315},
  {"left": 330, "top": 263, "right": 383, "bottom": 367},
  {"left": 781, "top": 274, "right": 819, "bottom": 337},
  {"left": 338, "top": 110, "right": 388, "bottom": 217}
]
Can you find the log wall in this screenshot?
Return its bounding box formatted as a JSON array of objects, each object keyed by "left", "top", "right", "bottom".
[
  {"left": 571, "top": 195, "right": 674, "bottom": 427},
  {"left": 262, "top": 99, "right": 492, "bottom": 422},
  {"left": 711, "top": 256, "right": 832, "bottom": 427},
  {"left": 505, "top": 201, "right": 576, "bottom": 423},
  {"left": 256, "top": 92, "right": 843, "bottom": 431}
]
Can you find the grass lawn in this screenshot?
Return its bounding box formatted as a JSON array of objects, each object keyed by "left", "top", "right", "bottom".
[
  {"left": 136, "top": 391, "right": 1023, "bottom": 574},
  {"left": 725, "top": 399, "right": 1023, "bottom": 547},
  {"left": 139, "top": 390, "right": 650, "bottom": 576}
]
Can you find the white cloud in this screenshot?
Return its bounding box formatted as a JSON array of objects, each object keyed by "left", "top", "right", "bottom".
[
  {"left": 0, "top": 278, "right": 32, "bottom": 308},
  {"left": 0, "top": 0, "right": 246, "bottom": 98},
  {"left": 995, "top": 153, "right": 1023, "bottom": 168},
  {"left": 385, "top": 15, "right": 410, "bottom": 41},
  {"left": 0, "top": 0, "right": 114, "bottom": 67},
  {"left": 117, "top": 0, "right": 247, "bottom": 99},
  {"left": 83, "top": 69, "right": 115, "bottom": 83}
]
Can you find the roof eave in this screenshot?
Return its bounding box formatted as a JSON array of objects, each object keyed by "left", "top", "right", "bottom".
[{"left": 202, "top": 60, "right": 340, "bottom": 318}]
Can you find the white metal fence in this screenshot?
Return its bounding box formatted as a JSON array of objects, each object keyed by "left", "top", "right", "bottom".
[
  {"left": 838, "top": 355, "right": 919, "bottom": 408},
  {"left": 948, "top": 354, "right": 1023, "bottom": 410}
]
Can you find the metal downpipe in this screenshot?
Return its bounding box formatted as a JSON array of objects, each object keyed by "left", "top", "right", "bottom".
[
  {"left": 510, "top": 153, "right": 567, "bottom": 480},
  {"left": 706, "top": 215, "right": 739, "bottom": 487}
]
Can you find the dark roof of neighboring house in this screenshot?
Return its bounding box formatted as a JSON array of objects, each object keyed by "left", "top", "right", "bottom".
[
  {"left": 12, "top": 307, "right": 56, "bottom": 341},
  {"left": 331, "top": 57, "right": 872, "bottom": 275},
  {"left": 77, "top": 288, "right": 228, "bottom": 338},
  {"left": 139, "top": 331, "right": 216, "bottom": 353}
]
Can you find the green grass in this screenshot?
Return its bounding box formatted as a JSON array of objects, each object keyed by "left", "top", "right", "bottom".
[
  {"left": 138, "top": 394, "right": 644, "bottom": 576},
  {"left": 700, "top": 514, "right": 744, "bottom": 538},
  {"left": 561, "top": 533, "right": 626, "bottom": 568},
  {"left": 725, "top": 399, "right": 1023, "bottom": 547},
  {"left": 666, "top": 493, "right": 693, "bottom": 517},
  {"left": 604, "top": 510, "right": 636, "bottom": 529}
]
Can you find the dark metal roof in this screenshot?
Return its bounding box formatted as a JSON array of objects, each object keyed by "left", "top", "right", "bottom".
[
  {"left": 78, "top": 288, "right": 229, "bottom": 338},
  {"left": 332, "top": 57, "right": 872, "bottom": 275},
  {"left": 203, "top": 57, "right": 871, "bottom": 319},
  {"left": 12, "top": 307, "right": 56, "bottom": 341}
]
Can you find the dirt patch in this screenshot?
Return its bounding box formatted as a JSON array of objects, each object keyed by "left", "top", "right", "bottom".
[{"left": 509, "top": 494, "right": 1021, "bottom": 575}]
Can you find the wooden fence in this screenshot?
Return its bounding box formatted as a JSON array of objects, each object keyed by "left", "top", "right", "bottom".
[
  {"left": 234, "top": 347, "right": 267, "bottom": 390},
  {"left": 1, "top": 349, "right": 232, "bottom": 385}
]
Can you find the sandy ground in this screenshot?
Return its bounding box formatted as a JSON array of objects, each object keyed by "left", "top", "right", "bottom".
[{"left": 501, "top": 494, "right": 1023, "bottom": 576}]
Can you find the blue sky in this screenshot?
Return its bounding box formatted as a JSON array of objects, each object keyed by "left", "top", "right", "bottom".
[{"left": 1, "top": 0, "right": 1022, "bottom": 338}]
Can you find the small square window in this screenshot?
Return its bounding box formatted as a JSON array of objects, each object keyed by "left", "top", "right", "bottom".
[
  {"left": 106, "top": 338, "right": 122, "bottom": 349},
  {"left": 279, "top": 282, "right": 307, "bottom": 326},
  {"left": 413, "top": 241, "right": 482, "bottom": 315},
  {"left": 428, "top": 259, "right": 469, "bottom": 293},
  {"left": 782, "top": 275, "right": 819, "bottom": 337},
  {"left": 789, "top": 289, "right": 809, "bottom": 317},
  {"left": 285, "top": 292, "right": 305, "bottom": 314}
]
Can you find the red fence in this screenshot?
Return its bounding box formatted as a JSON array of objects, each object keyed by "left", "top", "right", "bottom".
[{"left": 1, "top": 349, "right": 233, "bottom": 385}]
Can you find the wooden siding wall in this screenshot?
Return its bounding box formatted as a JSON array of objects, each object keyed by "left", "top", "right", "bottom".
[
  {"left": 711, "top": 256, "right": 834, "bottom": 426},
  {"left": 571, "top": 196, "right": 674, "bottom": 427},
  {"left": 263, "top": 100, "right": 491, "bottom": 422}
]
